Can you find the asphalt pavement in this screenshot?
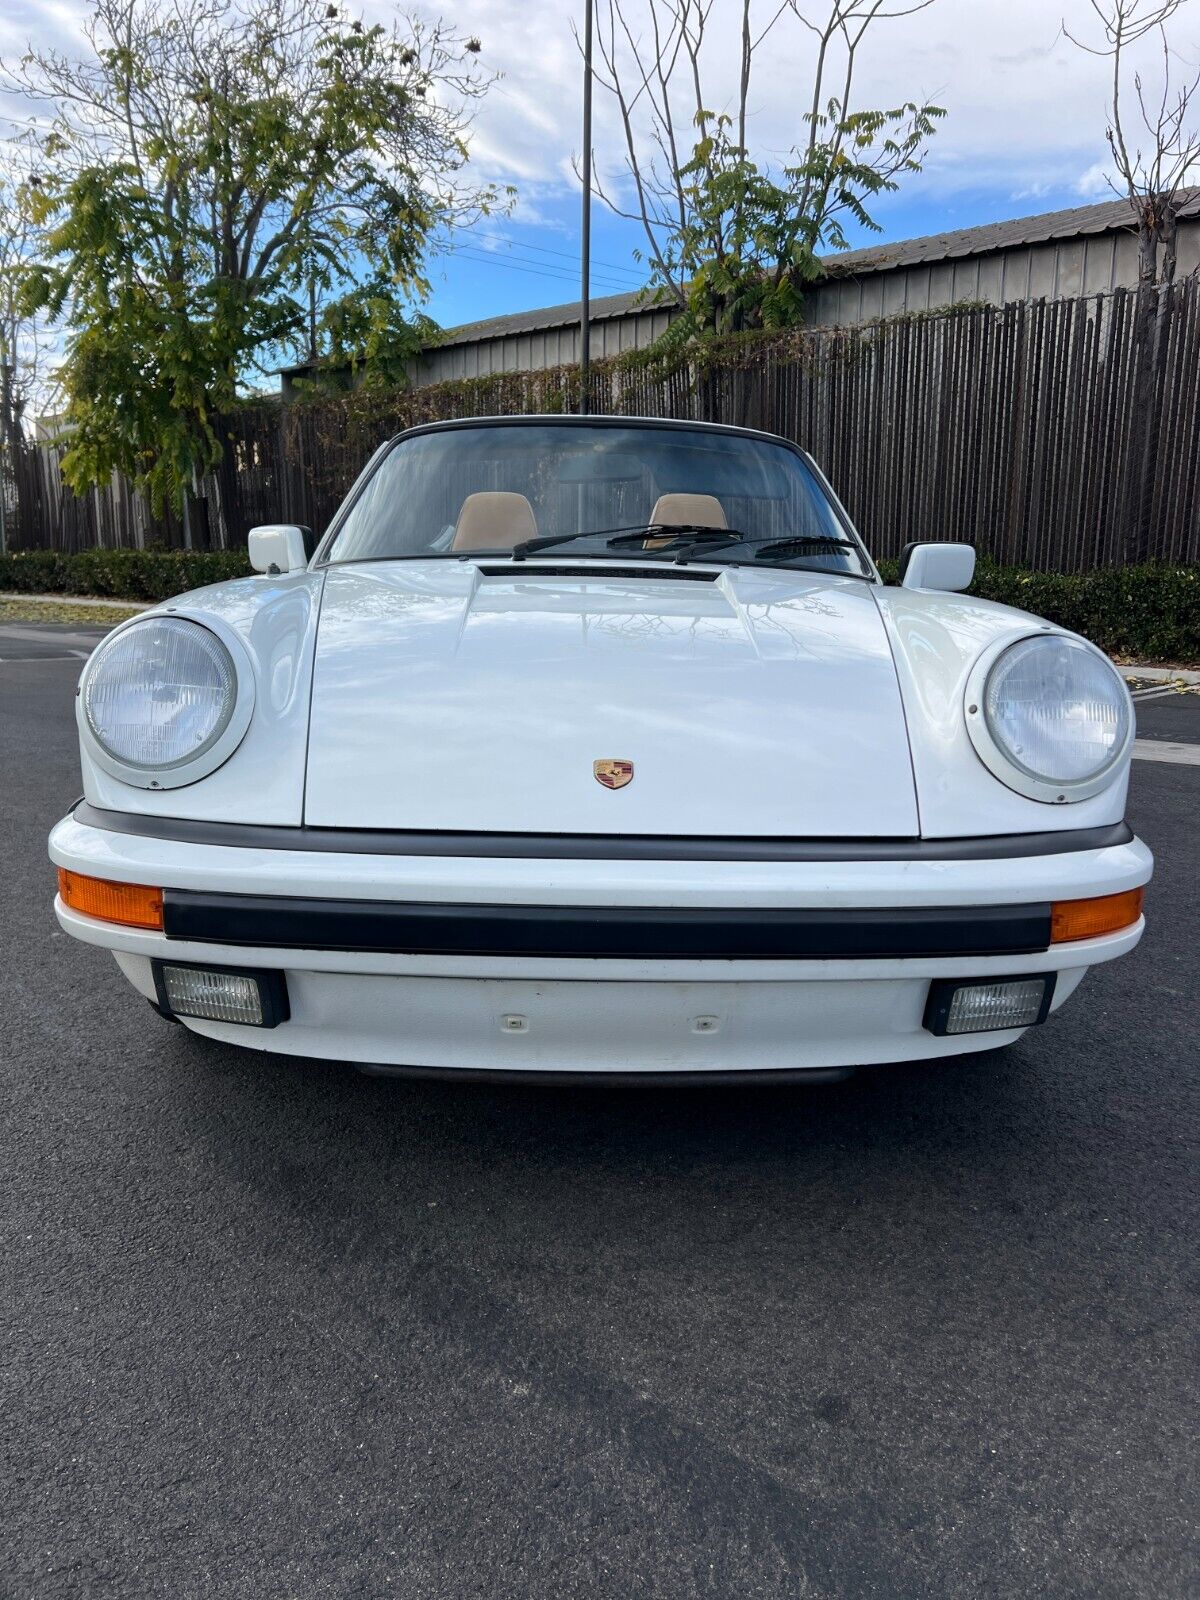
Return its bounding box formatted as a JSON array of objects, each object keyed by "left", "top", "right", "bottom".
[
  {"left": 2, "top": 627, "right": 1197, "bottom": 1599},
  {"left": 0, "top": 621, "right": 107, "bottom": 662}
]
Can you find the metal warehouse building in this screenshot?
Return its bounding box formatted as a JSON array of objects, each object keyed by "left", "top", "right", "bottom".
[{"left": 280, "top": 191, "right": 1200, "bottom": 395}]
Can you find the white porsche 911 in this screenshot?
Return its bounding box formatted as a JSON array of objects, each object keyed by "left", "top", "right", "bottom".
[{"left": 50, "top": 416, "right": 1151, "bottom": 1080}]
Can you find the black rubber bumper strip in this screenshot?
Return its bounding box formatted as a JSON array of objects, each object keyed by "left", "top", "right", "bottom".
[
  {"left": 161, "top": 891, "right": 1052, "bottom": 960},
  {"left": 73, "top": 803, "right": 1134, "bottom": 864}
]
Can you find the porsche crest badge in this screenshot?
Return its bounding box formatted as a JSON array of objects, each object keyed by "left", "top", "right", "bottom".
[{"left": 594, "top": 759, "right": 634, "bottom": 790}]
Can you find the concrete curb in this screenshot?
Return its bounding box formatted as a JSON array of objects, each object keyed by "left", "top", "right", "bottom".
[
  {"left": 0, "top": 592, "right": 152, "bottom": 610},
  {"left": 1122, "top": 665, "right": 1200, "bottom": 685}
]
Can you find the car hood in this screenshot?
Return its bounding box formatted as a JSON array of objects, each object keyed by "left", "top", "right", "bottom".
[{"left": 303, "top": 562, "right": 919, "bottom": 837}]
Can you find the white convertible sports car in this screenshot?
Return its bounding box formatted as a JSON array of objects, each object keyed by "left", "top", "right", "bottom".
[{"left": 50, "top": 416, "right": 1152, "bottom": 1080}]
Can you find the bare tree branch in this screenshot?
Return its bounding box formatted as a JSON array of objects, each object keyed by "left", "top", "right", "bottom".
[{"left": 1065, "top": 0, "right": 1199, "bottom": 284}]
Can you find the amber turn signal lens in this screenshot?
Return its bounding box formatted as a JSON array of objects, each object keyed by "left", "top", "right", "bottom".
[
  {"left": 57, "top": 868, "right": 164, "bottom": 931},
  {"left": 1050, "top": 887, "right": 1144, "bottom": 944}
]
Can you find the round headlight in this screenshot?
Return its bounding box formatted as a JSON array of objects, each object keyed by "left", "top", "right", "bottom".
[
  {"left": 82, "top": 616, "right": 249, "bottom": 786},
  {"left": 973, "top": 634, "right": 1132, "bottom": 799}
]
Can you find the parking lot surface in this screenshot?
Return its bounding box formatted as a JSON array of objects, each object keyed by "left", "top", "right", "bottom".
[{"left": 3, "top": 628, "right": 1197, "bottom": 1599}]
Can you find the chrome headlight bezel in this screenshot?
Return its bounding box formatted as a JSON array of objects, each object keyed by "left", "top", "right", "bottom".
[
  {"left": 964, "top": 630, "right": 1134, "bottom": 804},
  {"left": 77, "top": 611, "right": 255, "bottom": 790}
]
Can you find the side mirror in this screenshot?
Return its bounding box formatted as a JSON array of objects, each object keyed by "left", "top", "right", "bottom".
[
  {"left": 898, "top": 542, "right": 976, "bottom": 593},
  {"left": 248, "top": 524, "right": 310, "bottom": 575}
]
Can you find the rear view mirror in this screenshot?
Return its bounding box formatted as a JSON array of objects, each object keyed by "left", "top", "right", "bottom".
[
  {"left": 555, "top": 452, "right": 644, "bottom": 483},
  {"left": 248, "top": 524, "right": 310, "bottom": 575},
  {"left": 898, "top": 542, "right": 976, "bottom": 593}
]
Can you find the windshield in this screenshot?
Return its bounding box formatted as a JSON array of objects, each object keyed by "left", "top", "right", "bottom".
[{"left": 321, "top": 422, "right": 873, "bottom": 577}]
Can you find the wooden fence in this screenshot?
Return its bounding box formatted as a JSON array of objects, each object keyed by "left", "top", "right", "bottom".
[{"left": 6, "top": 282, "right": 1200, "bottom": 571}]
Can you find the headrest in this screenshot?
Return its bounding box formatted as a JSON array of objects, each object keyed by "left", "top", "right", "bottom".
[
  {"left": 452, "top": 492, "right": 538, "bottom": 551},
  {"left": 648, "top": 492, "right": 728, "bottom": 531}
]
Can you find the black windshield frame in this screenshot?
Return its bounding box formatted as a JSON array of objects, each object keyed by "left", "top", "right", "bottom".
[{"left": 313, "top": 415, "right": 878, "bottom": 581}]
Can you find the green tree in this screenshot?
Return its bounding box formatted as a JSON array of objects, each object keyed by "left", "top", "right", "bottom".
[
  {"left": 310, "top": 282, "right": 441, "bottom": 390},
  {"left": 5, "top": 0, "right": 498, "bottom": 520},
  {"left": 588, "top": 0, "right": 944, "bottom": 339}
]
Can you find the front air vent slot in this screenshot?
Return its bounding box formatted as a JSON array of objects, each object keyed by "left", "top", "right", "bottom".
[{"left": 477, "top": 564, "right": 720, "bottom": 582}]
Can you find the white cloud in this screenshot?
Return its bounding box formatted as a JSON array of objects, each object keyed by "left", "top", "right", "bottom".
[
  {"left": 3, "top": 0, "right": 1197, "bottom": 224},
  {"left": 1075, "top": 160, "right": 1115, "bottom": 197},
  {"left": 436, "top": 0, "right": 1196, "bottom": 214}
]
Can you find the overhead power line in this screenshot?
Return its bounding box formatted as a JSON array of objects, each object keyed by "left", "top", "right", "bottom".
[
  {"left": 454, "top": 251, "right": 637, "bottom": 295},
  {"left": 469, "top": 228, "right": 643, "bottom": 283},
  {"left": 450, "top": 246, "right": 641, "bottom": 296},
  {"left": 449, "top": 237, "right": 642, "bottom": 291}
]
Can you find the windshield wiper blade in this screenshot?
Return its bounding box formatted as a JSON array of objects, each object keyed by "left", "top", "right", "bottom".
[
  {"left": 509, "top": 524, "right": 655, "bottom": 559},
  {"left": 509, "top": 523, "right": 744, "bottom": 560},
  {"left": 505, "top": 526, "right": 859, "bottom": 566},
  {"left": 605, "top": 523, "right": 743, "bottom": 552}
]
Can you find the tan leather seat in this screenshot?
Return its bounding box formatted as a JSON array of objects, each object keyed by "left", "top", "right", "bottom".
[
  {"left": 452, "top": 491, "right": 538, "bottom": 552},
  {"left": 644, "top": 492, "right": 727, "bottom": 547}
]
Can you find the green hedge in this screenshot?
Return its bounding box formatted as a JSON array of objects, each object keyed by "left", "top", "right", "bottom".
[
  {"left": 0, "top": 548, "right": 251, "bottom": 603},
  {"left": 977, "top": 562, "right": 1199, "bottom": 661},
  {"left": 877, "top": 559, "right": 1199, "bottom": 662},
  {"left": 2, "top": 547, "right": 1196, "bottom": 659}
]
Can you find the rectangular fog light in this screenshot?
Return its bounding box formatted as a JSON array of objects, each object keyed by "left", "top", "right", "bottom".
[
  {"left": 153, "top": 962, "right": 288, "bottom": 1028},
  {"left": 924, "top": 974, "right": 1055, "bottom": 1037}
]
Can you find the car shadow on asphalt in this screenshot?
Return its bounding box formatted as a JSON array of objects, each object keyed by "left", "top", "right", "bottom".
[{"left": 162, "top": 1019, "right": 1065, "bottom": 1190}]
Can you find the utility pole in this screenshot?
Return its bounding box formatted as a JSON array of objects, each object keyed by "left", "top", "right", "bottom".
[{"left": 579, "top": 0, "right": 594, "bottom": 415}]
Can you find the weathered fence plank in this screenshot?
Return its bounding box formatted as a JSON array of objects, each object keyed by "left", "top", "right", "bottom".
[{"left": 5, "top": 283, "right": 1199, "bottom": 571}]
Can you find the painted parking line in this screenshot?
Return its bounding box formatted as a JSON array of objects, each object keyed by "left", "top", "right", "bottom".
[
  {"left": 1132, "top": 739, "right": 1200, "bottom": 765},
  {"left": 0, "top": 626, "right": 108, "bottom": 662},
  {"left": 0, "top": 650, "right": 93, "bottom": 663}
]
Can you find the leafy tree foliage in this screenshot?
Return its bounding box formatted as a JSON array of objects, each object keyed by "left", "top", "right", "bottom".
[
  {"left": 312, "top": 283, "right": 440, "bottom": 390},
  {"left": 4, "top": 0, "right": 498, "bottom": 512}
]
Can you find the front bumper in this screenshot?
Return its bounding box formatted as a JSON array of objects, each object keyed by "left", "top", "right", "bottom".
[{"left": 49, "top": 809, "right": 1153, "bottom": 1075}]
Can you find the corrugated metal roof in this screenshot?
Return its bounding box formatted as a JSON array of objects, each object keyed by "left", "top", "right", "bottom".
[
  {"left": 821, "top": 189, "right": 1200, "bottom": 277},
  {"left": 434, "top": 287, "right": 658, "bottom": 348},
  {"left": 273, "top": 291, "right": 650, "bottom": 373}
]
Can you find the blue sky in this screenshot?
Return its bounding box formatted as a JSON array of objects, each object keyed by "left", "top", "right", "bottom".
[{"left": 4, "top": 0, "right": 1196, "bottom": 335}]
